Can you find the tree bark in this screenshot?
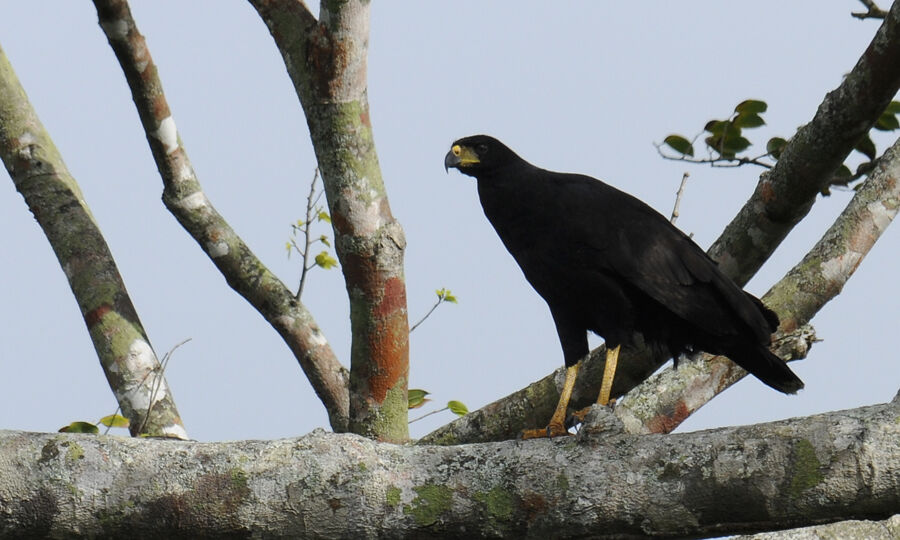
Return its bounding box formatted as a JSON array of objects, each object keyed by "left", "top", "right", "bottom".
[
  {"left": 736, "top": 514, "right": 900, "bottom": 540},
  {"left": 0, "top": 43, "right": 185, "bottom": 439},
  {"left": 251, "top": 0, "right": 410, "bottom": 442},
  {"left": 0, "top": 393, "right": 896, "bottom": 538},
  {"left": 93, "top": 0, "right": 351, "bottom": 432}
]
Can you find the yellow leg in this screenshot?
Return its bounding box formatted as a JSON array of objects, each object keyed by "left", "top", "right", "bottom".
[
  {"left": 596, "top": 344, "right": 620, "bottom": 406},
  {"left": 521, "top": 363, "right": 579, "bottom": 439},
  {"left": 570, "top": 345, "right": 622, "bottom": 426}
]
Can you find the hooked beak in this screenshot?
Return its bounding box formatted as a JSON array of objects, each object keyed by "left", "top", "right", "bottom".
[
  {"left": 444, "top": 148, "right": 461, "bottom": 172},
  {"left": 444, "top": 143, "right": 479, "bottom": 173}
]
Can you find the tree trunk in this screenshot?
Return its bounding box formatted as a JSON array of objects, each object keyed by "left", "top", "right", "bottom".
[{"left": 251, "top": 0, "right": 410, "bottom": 442}]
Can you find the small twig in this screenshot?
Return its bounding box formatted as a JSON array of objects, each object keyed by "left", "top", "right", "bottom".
[
  {"left": 296, "top": 168, "right": 320, "bottom": 300},
  {"left": 852, "top": 0, "right": 887, "bottom": 19},
  {"left": 409, "top": 406, "right": 448, "bottom": 423},
  {"left": 670, "top": 172, "right": 689, "bottom": 224},
  {"left": 409, "top": 297, "right": 443, "bottom": 334},
  {"left": 137, "top": 338, "right": 192, "bottom": 435},
  {"left": 709, "top": 158, "right": 772, "bottom": 169},
  {"left": 654, "top": 142, "right": 774, "bottom": 169}
]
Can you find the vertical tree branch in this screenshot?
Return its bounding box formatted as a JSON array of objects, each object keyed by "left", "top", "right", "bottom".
[
  {"left": 93, "top": 0, "right": 350, "bottom": 432},
  {"left": 0, "top": 44, "right": 186, "bottom": 439},
  {"left": 251, "top": 0, "right": 410, "bottom": 442}
]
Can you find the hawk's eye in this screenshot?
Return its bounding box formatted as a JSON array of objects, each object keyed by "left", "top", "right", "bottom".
[{"left": 476, "top": 143, "right": 489, "bottom": 155}]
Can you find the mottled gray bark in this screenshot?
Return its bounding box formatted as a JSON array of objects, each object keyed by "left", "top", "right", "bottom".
[
  {"left": 736, "top": 514, "right": 900, "bottom": 540},
  {"left": 0, "top": 393, "right": 896, "bottom": 538},
  {"left": 0, "top": 43, "right": 185, "bottom": 439}
]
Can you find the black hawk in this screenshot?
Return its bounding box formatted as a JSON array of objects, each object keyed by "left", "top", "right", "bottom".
[{"left": 444, "top": 135, "right": 803, "bottom": 438}]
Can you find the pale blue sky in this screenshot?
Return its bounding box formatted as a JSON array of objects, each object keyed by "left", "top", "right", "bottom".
[{"left": 1, "top": 2, "right": 896, "bottom": 441}]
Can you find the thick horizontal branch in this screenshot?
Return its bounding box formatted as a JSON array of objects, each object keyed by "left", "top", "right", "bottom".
[
  {"left": 0, "top": 44, "right": 185, "bottom": 439},
  {"left": 92, "top": 0, "right": 350, "bottom": 432},
  {"left": 1, "top": 395, "right": 897, "bottom": 538},
  {"left": 734, "top": 515, "right": 900, "bottom": 540}
]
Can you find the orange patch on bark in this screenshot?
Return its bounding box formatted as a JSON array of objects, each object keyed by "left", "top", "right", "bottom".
[
  {"left": 779, "top": 317, "right": 799, "bottom": 334},
  {"left": 151, "top": 92, "right": 171, "bottom": 122},
  {"left": 647, "top": 400, "right": 690, "bottom": 434},
  {"left": 366, "top": 277, "right": 409, "bottom": 403},
  {"left": 376, "top": 276, "right": 406, "bottom": 318},
  {"left": 341, "top": 251, "right": 409, "bottom": 403},
  {"left": 522, "top": 492, "right": 548, "bottom": 524},
  {"left": 759, "top": 180, "right": 776, "bottom": 204},
  {"left": 84, "top": 304, "right": 112, "bottom": 328}
]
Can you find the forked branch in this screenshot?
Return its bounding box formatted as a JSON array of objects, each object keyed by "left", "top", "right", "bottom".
[{"left": 93, "top": 0, "right": 350, "bottom": 432}]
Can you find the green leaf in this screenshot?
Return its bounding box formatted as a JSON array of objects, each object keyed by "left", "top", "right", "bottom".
[
  {"left": 447, "top": 400, "right": 468, "bottom": 416},
  {"left": 408, "top": 389, "right": 430, "bottom": 409},
  {"left": 704, "top": 120, "right": 729, "bottom": 135},
  {"left": 662, "top": 135, "right": 694, "bottom": 157},
  {"left": 766, "top": 137, "right": 787, "bottom": 159},
  {"left": 314, "top": 251, "right": 338, "bottom": 269},
  {"left": 707, "top": 133, "right": 750, "bottom": 157},
  {"left": 59, "top": 421, "right": 99, "bottom": 434},
  {"left": 734, "top": 112, "right": 765, "bottom": 129},
  {"left": 874, "top": 111, "right": 900, "bottom": 131},
  {"left": 704, "top": 120, "right": 742, "bottom": 143},
  {"left": 436, "top": 288, "right": 458, "bottom": 304},
  {"left": 317, "top": 211, "right": 331, "bottom": 224},
  {"left": 285, "top": 241, "right": 293, "bottom": 256},
  {"left": 722, "top": 135, "right": 751, "bottom": 154},
  {"left": 319, "top": 235, "right": 331, "bottom": 247},
  {"left": 98, "top": 414, "right": 130, "bottom": 428},
  {"left": 296, "top": 219, "right": 305, "bottom": 227},
  {"left": 734, "top": 99, "right": 767, "bottom": 115},
  {"left": 885, "top": 100, "right": 900, "bottom": 115},
  {"left": 854, "top": 135, "right": 877, "bottom": 160},
  {"left": 704, "top": 136, "right": 723, "bottom": 155}
]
